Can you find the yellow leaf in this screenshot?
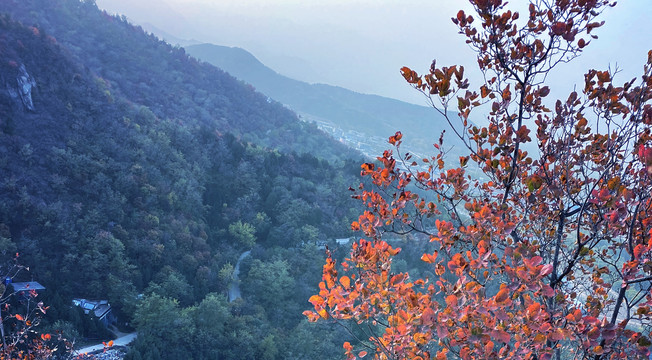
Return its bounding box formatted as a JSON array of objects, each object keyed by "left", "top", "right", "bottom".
[{"left": 318, "top": 308, "right": 329, "bottom": 319}]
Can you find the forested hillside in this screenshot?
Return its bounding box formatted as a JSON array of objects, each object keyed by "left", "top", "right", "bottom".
[
  {"left": 0, "top": 1, "right": 365, "bottom": 358},
  {"left": 0, "top": 0, "right": 358, "bottom": 163}
]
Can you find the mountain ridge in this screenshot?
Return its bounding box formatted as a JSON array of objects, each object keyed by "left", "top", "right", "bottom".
[{"left": 186, "top": 42, "right": 467, "bottom": 159}]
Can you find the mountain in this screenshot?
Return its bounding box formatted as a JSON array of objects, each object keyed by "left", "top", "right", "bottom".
[
  {"left": 1, "top": 0, "right": 359, "bottom": 164},
  {"left": 0, "top": 1, "right": 362, "bottom": 358},
  {"left": 97, "top": 0, "right": 204, "bottom": 45},
  {"left": 186, "top": 43, "right": 467, "bottom": 159}
]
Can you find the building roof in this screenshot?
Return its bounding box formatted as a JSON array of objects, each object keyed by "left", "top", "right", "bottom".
[
  {"left": 11, "top": 281, "right": 46, "bottom": 292},
  {"left": 335, "top": 238, "right": 352, "bottom": 245},
  {"left": 73, "top": 298, "right": 112, "bottom": 320}
]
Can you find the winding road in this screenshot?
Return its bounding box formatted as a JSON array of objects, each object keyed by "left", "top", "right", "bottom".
[
  {"left": 75, "top": 250, "right": 251, "bottom": 357},
  {"left": 75, "top": 332, "right": 137, "bottom": 355},
  {"left": 228, "top": 250, "right": 251, "bottom": 302}
]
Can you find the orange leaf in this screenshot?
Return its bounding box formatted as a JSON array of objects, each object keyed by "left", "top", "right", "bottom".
[
  {"left": 309, "top": 295, "right": 324, "bottom": 307},
  {"left": 340, "top": 276, "right": 351, "bottom": 289},
  {"left": 495, "top": 287, "right": 510, "bottom": 304},
  {"left": 445, "top": 294, "right": 458, "bottom": 307},
  {"left": 15, "top": 314, "right": 24, "bottom": 321},
  {"left": 303, "top": 310, "right": 320, "bottom": 322},
  {"left": 485, "top": 340, "right": 495, "bottom": 353},
  {"left": 421, "top": 252, "right": 438, "bottom": 263},
  {"left": 436, "top": 349, "right": 448, "bottom": 360}
]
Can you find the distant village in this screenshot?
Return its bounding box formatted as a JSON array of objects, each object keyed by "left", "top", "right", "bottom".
[{"left": 297, "top": 112, "right": 414, "bottom": 160}]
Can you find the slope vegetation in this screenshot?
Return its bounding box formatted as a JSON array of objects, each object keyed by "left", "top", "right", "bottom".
[{"left": 0, "top": 2, "right": 361, "bottom": 358}]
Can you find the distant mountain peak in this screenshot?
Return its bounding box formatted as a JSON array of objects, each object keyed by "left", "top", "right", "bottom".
[{"left": 140, "top": 22, "right": 203, "bottom": 47}]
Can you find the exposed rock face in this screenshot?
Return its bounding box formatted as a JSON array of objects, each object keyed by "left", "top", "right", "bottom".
[{"left": 6, "top": 64, "right": 36, "bottom": 111}]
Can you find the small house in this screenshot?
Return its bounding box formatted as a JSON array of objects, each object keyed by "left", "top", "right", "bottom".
[{"left": 72, "top": 298, "right": 116, "bottom": 327}]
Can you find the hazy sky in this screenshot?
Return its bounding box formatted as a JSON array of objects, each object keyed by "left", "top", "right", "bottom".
[{"left": 97, "top": 0, "right": 651, "bottom": 106}]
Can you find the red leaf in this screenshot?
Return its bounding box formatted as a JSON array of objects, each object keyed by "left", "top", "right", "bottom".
[
  {"left": 492, "top": 329, "right": 510, "bottom": 343},
  {"left": 551, "top": 22, "right": 566, "bottom": 35},
  {"left": 481, "top": 85, "right": 490, "bottom": 98},
  {"left": 539, "top": 264, "right": 553, "bottom": 277},
  {"left": 388, "top": 131, "right": 403, "bottom": 145}
]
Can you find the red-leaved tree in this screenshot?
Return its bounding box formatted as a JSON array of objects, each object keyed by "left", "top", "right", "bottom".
[
  {"left": 305, "top": 0, "right": 652, "bottom": 359},
  {"left": 0, "top": 255, "right": 101, "bottom": 360},
  {"left": 0, "top": 258, "right": 59, "bottom": 360}
]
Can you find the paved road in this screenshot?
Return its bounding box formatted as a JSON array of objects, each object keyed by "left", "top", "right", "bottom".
[
  {"left": 76, "top": 332, "right": 137, "bottom": 355},
  {"left": 228, "top": 250, "right": 251, "bottom": 302}
]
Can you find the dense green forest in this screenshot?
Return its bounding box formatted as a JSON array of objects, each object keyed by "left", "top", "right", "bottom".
[{"left": 0, "top": 1, "right": 377, "bottom": 358}]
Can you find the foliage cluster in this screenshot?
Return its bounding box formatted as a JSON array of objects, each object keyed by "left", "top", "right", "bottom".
[{"left": 307, "top": 1, "right": 652, "bottom": 359}]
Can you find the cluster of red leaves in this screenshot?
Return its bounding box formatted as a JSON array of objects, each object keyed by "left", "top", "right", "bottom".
[
  {"left": 0, "top": 303, "right": 61, "bottom": 360},
  {"left": 0, "top": 258, "right": 76, "bottom": 360},
  {"left": 307, "top": 1, "right": 652, "bottom": 359}
]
